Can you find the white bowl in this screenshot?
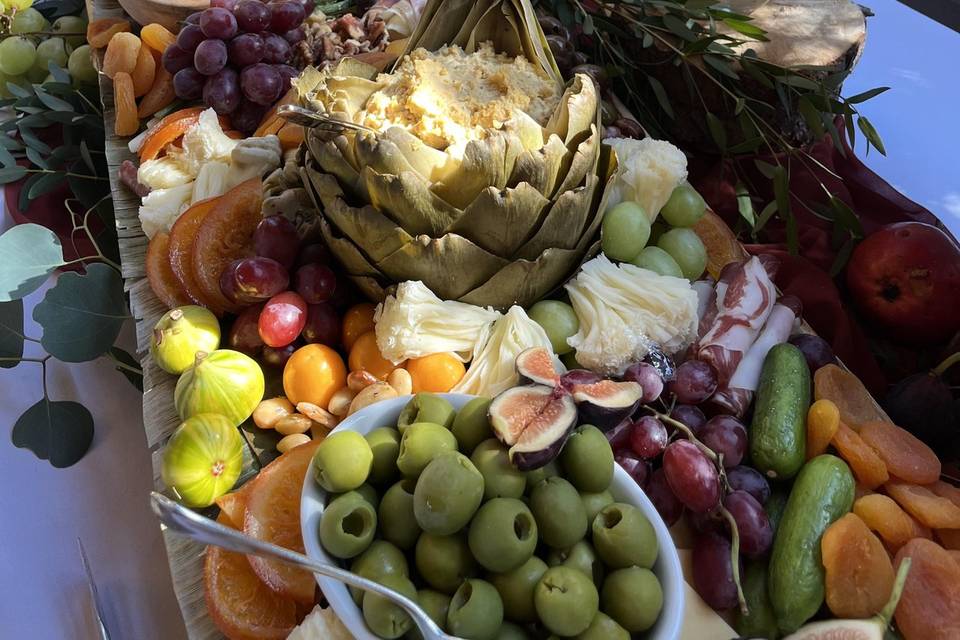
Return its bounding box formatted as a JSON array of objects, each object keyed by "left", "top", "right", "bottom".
[{"left": 302, "top": 393, "right": 685, "bottom": 640}]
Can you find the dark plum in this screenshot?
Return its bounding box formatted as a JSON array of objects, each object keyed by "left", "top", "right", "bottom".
[
  {"left": 254, "top": 215, "right": 300, "bottom": 269},
  {"left": 629, "top": 416, "right": 668, "bottom": 459},
  {"left": 692, "top": 531, "right": 740, "bottom": 610},
  {"left": 699, "top": 415, "right": 748, "bottom": 468},
  {"left": 295, "top": 242, "right": 330, "bottom": 267},
  {"left": 725, "top": 465, "right": 771, "bottom": 505},
  {"left": 294, "top": 263, "right": 337, "bottom": 304},
  {"left": 646, "top": 468, "right": 684, "bottom": 526},
  {"left": 227, "top": 304, "right": 264, "bottom": 355},
  {"left": 788, "top": 334, "right": 836, "bottom": 373},
  {"left": 262, "top": 342, "right": 298, "bottom": 368}
]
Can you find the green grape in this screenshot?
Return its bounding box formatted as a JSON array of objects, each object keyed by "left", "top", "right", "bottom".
[
  {"left": 68, "top": 45, "right": 96, "bottom": 84},
  {"left": 0, "top": 36, "right": 38, "bottom": 76},
  {"left": 11, "top": 7, "right": 47, "bottom": 34},
  {"left": 660, "top": 183, "right": 707, "bottom": 227},
  {"left": 601, "top": 201, "right": 651, "bottom": 262},
  {"left": 656, "top": 228, "right": 708, "bottom": 280},
  {"left": 35, "top": 37, "right": 69, "bottom": 71},
  {"left": 52, "top": 16, "right": 89, "bottom": 48},
  {"left": 630, "top": 246, "right": 684, "bottom": 278},
  {"left": 528, "top": 300, "right": 579, "bottom": 355}
]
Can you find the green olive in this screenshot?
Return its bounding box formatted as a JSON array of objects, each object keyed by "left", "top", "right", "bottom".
[
  {"left": 408, "top": 590, "right": 451, "bottom": 640},
  {"left": 318, "top": 491, "right": 377, "bottom": 559},
  {"left": 592, "top": 503, "right": 658, "bottom": 569},
  {"left": 312, "top": 431, "right": 372, "bottom": 492},
  {"left": 529, "top": 477, "right": 588, "bottom": 549},
  {"left": 349, "top": 540, "right": 408, "bottom": 604},
  {"left": 365, "top": 426, "right": 401, "bottom": 485},
  {"left": 397, "top": 422, "right": 458, "bottom": 478},
  {"left": 546, "top": 540, "right": 604, "bottom": 586},
  {"left": 451, "top": 397, "right": 493, "bottom": 454},
  {"left": 471, "top": 438, "right": 526, "bottom": 500},
  {"left": 574, "top": 612, "right": 630, "bottom": 640},
  {"left": 600, "top": 567, "right": 663, "bottom": 632},
  {"left": 525, "top": 460, "right": 561, "bottom": 489},
  {"left": 559, "top": 425, "right": 614, "bottom": 493},
  {"left": 361, "top": 573, "right": 418, "bottom": 639},
  {"left": 488, "top": 555, "right": 548, "bottom": 624},
  {"left": 447, "top": 579, "right": 504, "bottom": 640},
  {"left": 398, "top": 393, "right": 456, "bottom": 432},
  {"left": 378, "top": 478, "right": 421, "bottom": 550},
  {"left": 414, "top": 451, "right": 484, "bottom": 535},
  {"left": 415, "top": 531, "right": 478, "bottom": 594},
  {"left": 534, "top": 566, "right": 599, "bottom": 636},
  {"left": 495, "top": 621, "right": 531, "bottom": 639},
  {"left": 468, "top": 498, "right": 537, "bottom": 573},
  {"left": 580, "top": 490, "right": 615, "bottom": 524},
  {"left": 354, "top": 483, "right": 379, "bottom": 511}
]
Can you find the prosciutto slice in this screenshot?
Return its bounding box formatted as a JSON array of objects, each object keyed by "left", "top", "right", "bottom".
[{"left": 697, "top": 256, "right": 777, "bottom": 386}]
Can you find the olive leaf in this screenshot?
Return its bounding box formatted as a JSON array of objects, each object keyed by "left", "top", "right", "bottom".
[
  {"left": 11, "top": 397, "right": 94, "bottom": 468},
  {"left": 0, "top": 224, "right": 65, "bottom": 302},
  {"left": 33, "top": 263, "right": 128, "bottom": 362},
  {"left": 0, "top": 299, "right": 24, "bottom": 368}
]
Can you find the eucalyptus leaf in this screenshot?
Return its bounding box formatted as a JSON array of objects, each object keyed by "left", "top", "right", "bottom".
[
  {"left": 19, "top": 128, "right": 52, "bottom": 154},
  {"left": 11, "top": 397, "right": 94, "bottom": 468},
  {"left": 0, "top": 145, "right": 15, "bottom": 168},
  {"left": 662, "top": 13, "right": 697, "bottom": 41},
  {"left": 0, "top": 224, "right": 65, "bottom": 301},
  {"left": 0, "top": 133, "right": 23, "bottom": 150},
  {"left": 735, "top": 182, "right": 755, "bottom": 225},
  {"left": 829, "top": 235, "right": 856, "bottom": 277},
  {"left": 704, "top": 54, "right": 738, "bottom": 79},
  {"left": 740, "top": 60, "right": 773, "bottom": 89},
  {"left": 29, "top": 172, "right": 66, "bottom": 199},
  {"left": 753, "top": 159, "right": 777, "bottom": 180},
  {"left": 705, "top": 111, "right": 727, "bottom": 150},
  {"left": 35, "top": 88, "right": 75, "bottom": 112},
  {"left": 722, "top": 18, "right": 768, "bottom": 40},
  {"left": 0, "top": 166, "right": 27, "bottom": 184},
  {"left": 48, "top": 63, "right": 71, "bottom": 85},
  {"left": 109, "top": 346, "right": 143, "bottom": 391},
  {"left": 727, "top": 136, "right": 762, "bottom": 153},
  {"left": 829, "top": 195, "right": 863, "bottom": 237},
  {"left": 857, "top": 116, "right": 886, "bottom": 155},
  {"left": 18, "top": 114, "right": 52, "bottom": 130},
  {"left": 33, "top": 263, "right": 128, "bottom": 362},
  {"left": 778, "top": 74, "right": 819, "bottom": 91},
  {"left": 647, "top": 74, "right": 674, "bottom": 119},
  {"left": 18, "top": 174, "right": 40, "bottom": 212},
  {"left": 0, "top": 299, "right": 24, "bottom": 368},
  {"left": 25, "top": 147, "right": 48, "bottom": 169},
  {"left": 798, "top": 96, "right": 825, "bottom": 138},
  {"left": 754, "top": 200, "right": 778, "bottom": 234},
  {"left": 80, "top": 140, "right": 96, "bottom": 174},
  {"left": 642, "top": 31, "right": 653, "bottom": 48},
  {"left": 6, "top": 82, "right": 32, "bottom": 99},
  {"left": 845, "top": 86, "right": 889, "bottom": 104}
]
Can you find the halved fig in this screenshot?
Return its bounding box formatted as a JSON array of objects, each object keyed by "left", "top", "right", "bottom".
[
  {"left": 570, "top": 380, "right": 644, "bottom": 431},
  {"left": 488, "top": 384, "right": 578, "bottom": 471},
  {"left": 560, "top": 369, "right": 603, "bottom": 389},
  {"left": 516, "top": 346, "right": 564, "bottom": 387},
  {"left": 489, "top": 385, "right": 555, "bottom": 446}
]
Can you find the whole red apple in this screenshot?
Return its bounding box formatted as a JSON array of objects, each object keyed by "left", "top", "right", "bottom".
[{"left": 846, "top": 222, "right": 960, "bottom": 344}]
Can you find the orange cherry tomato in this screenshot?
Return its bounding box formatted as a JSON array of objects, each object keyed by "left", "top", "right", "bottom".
[
  {"left": 406, "top": 353, "right": 466, "bottom": 393},
  {"left": 341, "top": 303, "right": 377, "bottom": 352},
  {"left": 348, "top": 331, "right": 399, "bottom": 380},
  {"left": 282, "top": 344, "right": 347, "bottom": 408}
]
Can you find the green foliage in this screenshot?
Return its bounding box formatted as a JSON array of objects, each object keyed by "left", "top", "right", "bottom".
[
  {"left": 0, "top": 299, "right": 24, "bottom": 368},
  {"left": 0, "top": 223, "right": 64, "bottom": 301},
  {"left": 11, "top": 396, "right": 94, "bottom": 468}
]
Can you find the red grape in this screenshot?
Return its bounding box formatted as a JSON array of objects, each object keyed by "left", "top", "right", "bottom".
[
  {"left": 262, "top": 342, "right": 298, "bottom": 367},
  {"left": 231, "top": 99, "right": 268, "bottom": 135},
  {"left": 670, "top": 404, "right": 706, "bottom": 436},
  {"left": 185, "top": 11, "right": 202, "bottom": 24},
  {"left": 259, "top": 291, "right": 308, "bottom": 347},
  {"left": 240, "top": 62, "right": 282, "bottom": 105},
  {"left": 622, "top": 362, "right": 664, "bottom": 402},
  {"left": 254, "top": 215, "right": 300, "bottom": 268},
  {"left": 269, "top": 1, "right": 305, "bottom": 32},
  {"left": 700, "top": 415, "right": 747, "bottom": 468},
  {"left": 604, "top": 418, "right": 633, "bottom": 454},
  {"left": 668, "top": 360, "right": 718, "bottom": 404},
  {"left": 615, "top": 451, "right": 651, "bottom": 488},
  {"left": 261, "top": 33, "right": 291, "bottom": 64},
  {"left": 200, "top": 7, "right": 238, "bottom": 39},
  {"left": 692, "top": 531, "right": 739, "bottom": 610},
  {"left": 227, "top": 304, "right": 264, "bottom": 355},
  {"left": 296, "top": 242, "right": 330, "bottom": 267},
  {"left": 203, "top": 67, "right": 241, "bottom": 114},
  {"left": 723, "top": 490, "right": 773, "bottom": 558},
  {"left": 176, "top": 24, "right": 205, "bottom": 52},
  {"left": 646, "top": 468, "right": 684, "bottom": 525},
  {"left": 302, "top": 302, "right": 340, "bottom": 345},
  {"left": 195, "top": 39, "right": 228, "bottom": 76},
  {"left": 162, "top": 44, "right": 193, "bottom": 74},
  {"left": 788, "top": 334, "right": 835, "bottom": 372},
  {"left": 274, "top": 63, "right": 298, "bottom": 92},
  {"left": 294, "top": 263, "right": 337, "bottom": 304},
  {"left": 235, "top": 0, "right": 272, "bottom": 32},
  {"left": 220, "top": 257, "right": 289, "bottom": 304},
  {"left": 173, "top": 67, "right": 205, "bottom": 100},
  {"left": 725, "top": 466, "right": 771, "bottom": 505},
  {"left": 210, "top": 0, "right": 238, "bottom": 9},
  {"left": 228, "top": 33, "right": 264, "bottom": 67},
  {"left": 662, "top": 440, "right": 720, "bottom": 513},
  {"left": 282, "top": 26, "right": 305, "bottom": 45},
  {"left": 291, "top": 0, "right": 315, "bottom": 14},
  {"left": 688, "top": 508, "right": 723, "bottom": 534},
  {"left": 629, "top": 416, "right": 668, "bottom": 459}
]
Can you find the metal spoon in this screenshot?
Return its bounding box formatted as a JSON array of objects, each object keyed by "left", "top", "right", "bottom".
[
  {"left": 149, "top": 492, "right": 455, "bottom": 640},
  {"left": 277, "top": 104, "right": 377, "bottom": 134}
]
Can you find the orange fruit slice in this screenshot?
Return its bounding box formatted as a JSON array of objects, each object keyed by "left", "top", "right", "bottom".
[
  {"left": 145, "top": 231, "right": 190, "bottom": 309},
  {"left": 243, "top": 439, "right": 322, "bottom": 605},
  {"left": 169, "top": 197, "right": 223, "bottom": 313},
  {"left": 215, "top": 479, "right": 257, "bottom": 530},
  {"left": 691, "top": 209, "right": 746, "bottom": 279}
]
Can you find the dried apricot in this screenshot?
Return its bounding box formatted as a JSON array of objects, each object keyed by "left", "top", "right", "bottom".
[
  {"left": 893, "top": 538, "right": 960, "bottom": 640},
  {"left": 949, "top": 549, "right": 960, "bottom": 568},
  {"left": 192, "top": 179, "right": 264, "bottom": 315},
  {"left": 854, "top": 494, "right": 923, "bottom": 549},
  {"left": 938, "top": 528, "right": 960, "bottom": 550},
  {"left": 137, "top": 65, "right": 175, "bottom": 119},
  {"left": 169, "top": 198, "right": 223, "bottom": 313},
  {"left": 814, "top": 364, "right": 888, "bottom": 429},
  {"left": 886, "top": 480, "right": 960, "bottom": 529},
  {"left": 859, "top": 421, "right": 941, "bottom": 484},
  {"left": 807, "top": 399, "right": 840, "bottom": 460},
  {"left": 140, "top": 23, "right": 177, "bottom": 54},
  {"left": 832, "top": 422, "right": 889, "bottom": 489},
  {"left": 103, "top": 32, "right": 141, "bottom": 79},
  {"left": 112, "top": 72, "right": 139, "bottom": 137},
  {"left": 87, "top": 17, "right": 130, "bottom": 49},
  {"left": 927, "top": 480, "right": 960, "bottom": 509},
  {"left": 822, "top": 512, "right": 895, "bottom": 618},
  {"left": 854, "top": 483, "right": 874, "bottom": 500},
  {"left": 130, "top": 44, "right": 156, "bottom": 97},
  {"left": 145, "top": 232, "right": 190, "bottom": 309}
]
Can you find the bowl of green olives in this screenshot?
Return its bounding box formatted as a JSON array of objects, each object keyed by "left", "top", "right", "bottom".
[{"left": 301, "top": 393, "right": 685, "bottom": 640}]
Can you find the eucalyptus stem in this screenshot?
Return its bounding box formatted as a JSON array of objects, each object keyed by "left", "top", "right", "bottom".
[{"left": 719, "top": 505, "right": 749, "bottom": 615}]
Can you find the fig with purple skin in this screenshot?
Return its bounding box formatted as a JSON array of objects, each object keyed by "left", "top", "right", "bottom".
[
  {"left": 883, "top": 352, "right": 960, "bottom": 454},
  {"left": 570, "top": 380, "right": 644, "bottom": 432},
  {"left": 516, "top": 346, "right": 563, "bottom": 387},
  {"left": 488, "top": 384, "right": 578, "bottom": 471},
  {"left": 561, "top": 369, "right": 603, "bottom": 389}
]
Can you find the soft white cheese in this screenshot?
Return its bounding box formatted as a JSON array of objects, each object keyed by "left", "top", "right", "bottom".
[{"left": 604, "top": 137, "right": 688, "bottom": 222}]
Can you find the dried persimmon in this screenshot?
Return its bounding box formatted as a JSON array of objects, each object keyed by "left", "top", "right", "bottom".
[
  {"left": 87, "top": 17, "right": 130, "bottom": 49},
  {"left": 886, "top": 480, "right": 960, "bottom": 530},
  {"left": 103, "top": 32, "right": 141, "bottom": 79},
  {"left": 192, "top": 178, "right": 263, "bottom": 315},
  {"left": 807, "top": 399, "right": 840, "bottom": 460},
  {"left": 145, "top": 232, "right": 190, "bottom": 309},
  {"left": 832, "top": 422, "right": 889, "bottom": 489},
  {"left": 814, "top": 364, "right": 888, "bottom": 429},
  {"left": 859, "top": 421, "right": 941, "bottom": 484},
  {"left": 893, "top": 538, "right": 960, "bottom": 640},
  {"left": 130, "top": 44, "right": 156, "bottom": 97},
  {"left": 822, "top": 513, "right": 895, "bottom": 618},
  {"left": 215, "top": 480, "right": 256, "bottom": 530},
  {"left": 169, "top": 197, "right": 223, "bottom": 314},
  {"left": 112, "top": 72, "right": 139, "bottom": 137},
  {"left": 854, "top": 494, "right": 922, "bottom": 550}
]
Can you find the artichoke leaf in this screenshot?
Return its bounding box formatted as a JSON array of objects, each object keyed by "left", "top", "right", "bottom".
[
  {"left": 313, "top": 137, "right": 367, "bottom": 199},
  {"left": 544, "top": 74, "right": 597, "bottom": 146},
  {"left": 363, "top": 167, "right": 462, "bottom": 236},
  {"left": 503, "top": 111, "right": 548, "bottom": 152},
  {"left": 380, "top": 127, "right": 458, "bottom": 183},
  {"left": 401, "top": 0, "right": 480, "bottom": 56},
  {"left": 509, "top": 134, "right": 567, "bottom": 194},
  {"left": 321, "top": 185, "right": 414, "bottom": 262},
  {"left": 316, "top": 216, "right": 383, "bottom": 279},
  {"left": 375, "top": 234, "right": 509, "bottom": 300},
  {"left": 331, "top": 57, "right": 381, "bottom": 81},
  {"left": 510, "top": 0, "right": 563, "bottom": 87},
  {"left": 449, "top": 183, "right": 550, "bottom": 255},
  {"left": 574, "top": 144, "right": 619, "bottom": 253},
  {"left": 346, "top": 275, "right": 388, "bottom": 303},
  {"left": 516, "top": 173, "right": 598, "bottom": 260},
  {"left": 552, "top": 124, "right": 600, "bottom": 198},
  {"left": 355, "top": 134, "right": 423, "bottom": 179},
  {"left": 431, "top": 133, "right": 511, "bottom": 209}
]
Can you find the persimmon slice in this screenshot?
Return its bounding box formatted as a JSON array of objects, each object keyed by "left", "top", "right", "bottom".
[
  {"left": 169, "top": 197, "right": 223, "bottom": 314},
  {"left": 139, "top": 107, "right": 205, "bottom": 161},
  {"left": 192, "top": 178, "right": 263, "bottom": 315},
  {"left": 145, "top": 231, "right": 190, "bottom": 309},
  {"left": 215, "top": 479, "right": 256, "bottom": 530},
  {"left": 243, "top": 439, "right": 321, "bottom": 604}
]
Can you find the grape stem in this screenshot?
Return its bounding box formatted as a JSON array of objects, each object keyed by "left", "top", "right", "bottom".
[
  {"left": 719, "top": 504, "right": 749, "bottom": 615},
  {"left": 647, "top": 408, "right": 717, "bottom": 462},
  {"left": 0, "top": 31, "right": 87, "bottom": 39}
]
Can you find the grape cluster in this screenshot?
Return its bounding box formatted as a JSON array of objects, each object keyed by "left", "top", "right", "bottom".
[
  {"left": 224, "top": 215, "right": 348, "bottom": 366},
  {"left": 606, "top": 358, "right": 775, "bottom": 612},
  {"left": 0, "top": 9, "right": 94, "bottom": 96},
  {"left": 163, "top": 0, "right": 314, "bottom": 132}
]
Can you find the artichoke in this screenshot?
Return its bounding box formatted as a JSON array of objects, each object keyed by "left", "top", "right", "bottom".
[{"left": 298, "top": 0, "right": 616, "bottom": 309}]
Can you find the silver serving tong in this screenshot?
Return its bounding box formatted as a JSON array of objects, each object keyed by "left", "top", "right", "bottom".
[
  {"left": 277, "top": 104, "right": 377, "bottom": 134},
  {"left": 78, "top": 538, "right": 111, "bottom": 640}
]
